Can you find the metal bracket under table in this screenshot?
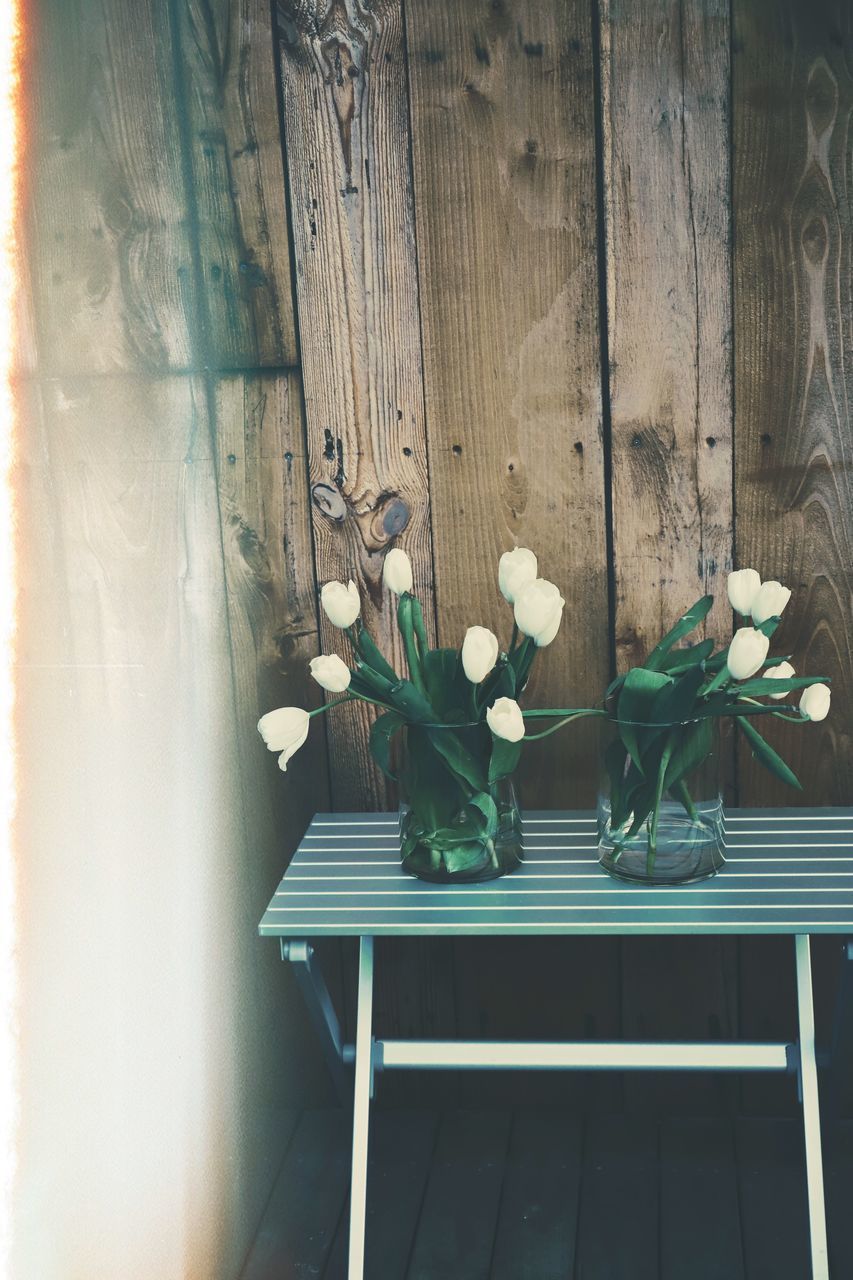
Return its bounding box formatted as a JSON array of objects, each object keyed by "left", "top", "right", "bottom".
[{"left": 260, "top": 808, "right": 853, "bottom": 1280}]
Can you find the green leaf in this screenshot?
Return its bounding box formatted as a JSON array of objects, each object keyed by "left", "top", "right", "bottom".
[
  {"left": 616, "top": 667, "right": 672, "bottom": 773},
  {"left": 421, "top": 648, "right": 469, "bottom": 721},
  {"left": 663, "top": 718, "right": 713, "bottom": 791},
  {"left": 659, "top": 638, "right": 715, "bottom": 673},
  {"left": 643, "top": 595, "right": 714, "bottom": 671},
  {"left": 425, "top": 726, "right": 488, "bottom": 793},
  {"left": 489, "top": 735, "right": 522, "bottom": 784},
  {"left": 469, "top": 790, "right": 499, "bottom": 839},
  {"left": 356, "top": 624, "right": 398, "bottom": 683},
  {"left": 648, "top": 663, "right": 707, "bottom": 728},
  {"left": 368, "top": 711, "right": 404, "bottom": 779},
  {"left": 754, "top": 615, "right": 782, "bottom": 640},
  {"left": 737, "top": 718, "right": 803, "bottom": 790},
  {"left": 388, "top": 679, "right": 437, "bottom": 723},
  {"left": 442, "top": 840, "right": 491, "bottom": 876},
  {"left": 604, "top": 738, "right": 630, "bottom": 829},
  {"left": 729, "top": 675, "right": 829, "bottom": 699}
]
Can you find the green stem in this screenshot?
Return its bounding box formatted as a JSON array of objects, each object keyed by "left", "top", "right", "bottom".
[
  {"left": 523, "top": 709, "right": 605, "bottom": 740},
  {"left": 410, "top": 594, "right": 430, "bottom": 659},
  {"left": 647, "top": 740, "right": 674, "bottom": 876},
  {"left": 398, "top": 594, "right": 427, "bottom": 696},
  {"left": 508, "top": 621, "right": 519, "bottom": 655},
  {"left": 309, "top": 695, "right": 355, "bottom": 717},
  {"left": 522, "top": 707, "right": 603, "bottom": 718},
  {"left": 735, "top": 695, "right": 805, "bottom": 724}
]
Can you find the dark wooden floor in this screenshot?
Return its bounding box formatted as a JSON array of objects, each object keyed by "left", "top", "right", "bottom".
[{"left": 241, "top": 1109, "right": 853, "bottom": 1279}]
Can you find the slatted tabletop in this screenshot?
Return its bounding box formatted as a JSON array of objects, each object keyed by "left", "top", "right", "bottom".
[{"left": 259, "top": 809, "right": 853, "bottom": 937}]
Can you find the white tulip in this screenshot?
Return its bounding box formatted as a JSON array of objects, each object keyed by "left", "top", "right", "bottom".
[
  {"left": 499, "top": 547, "right": 538, "bottom": 604},
  {"left": 461, "top": 626, "right": 499, "bottom": 684},
  {"left": 320, "top": 579, "right": 361, "bottom": 628},
  {"left": 309, "top": 654, "right": 352, "bottom": 693},
  {"left": 486, "top": 696, "right": 525, "bottom": 743},
  {"left": 514, "top": 578, "right": 565, "bottom": 647},
  {"left": 726, "top": 627, "right": 770, "bottom": 680},
  {"left": 751, "top": 580, "right": 792, "bottom": 627},
  {"left": 800, "top": 683, "right": 831, "bottom": 722},
  {"left": 257, "top": 706, "right": 310, "bottom": 771},
  {"left": 383, "top": 547, "right": 413, "bottom": 595},
  {"left": 727, "top": 568, "right": 762, "bottom": 617},
  {"left": 764, "top": 661, "right": 795, "bottom": 700}
]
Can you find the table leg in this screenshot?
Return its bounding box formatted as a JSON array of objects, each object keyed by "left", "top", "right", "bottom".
[
  {"left": 795, "top": 934, "right": 830, "bottom": 1280},
  {"left": 348, "top": 935, "right": 375, "bottom": 1280}
]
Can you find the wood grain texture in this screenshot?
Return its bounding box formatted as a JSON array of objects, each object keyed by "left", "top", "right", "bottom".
[
  {"left": 174, "top": 0, "right": 298, "bottom": 367},
  {"left": 600, "top": 0, "right": 736, "bottom": 1114},
  {"left": 22, "top": 0, "right": 195, "bottom": 373},
  {"left": 405, "top": 0, "right": 609, "bottom": 808},
  {"left": 601, "top": 0, "right": 733, "bottom": 667},
  {"left": 733, "top": 0, "right": 853, "bottom": 807},
  {"left": 277, "top": 0, "right": 435, "bottom": 809}
]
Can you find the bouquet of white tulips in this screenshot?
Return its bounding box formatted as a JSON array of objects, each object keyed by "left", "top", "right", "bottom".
[
  {"left": 598, "top": 569, "right": 831, "bottom": 877},
  {"left": 258, "top": 546, "right": 584, "bottom": 881}
]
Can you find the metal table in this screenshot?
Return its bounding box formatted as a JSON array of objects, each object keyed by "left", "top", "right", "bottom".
[{"left": 260, "top": 809, "right": 853, "bottom": 1280}]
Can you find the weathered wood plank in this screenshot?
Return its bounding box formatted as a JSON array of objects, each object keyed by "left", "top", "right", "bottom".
[
  {"left": 277, "top": 0, "right": 435, "bottom": 809},
  {"left": 323, "top": 1109, "right": 439, "bottom": 1279},
  {"left": 733, "top": 3, "right": 853, "bottom": 1103},
  {"left": 600, "top": 0, "right": 735, "bottom": 1115},
  {"left": 404, "top": 0, "right": 616, "bottom": 1108},
  {"left": 732, "top": 0, "right": 853, "bottom": 807},
  {"left": 174, "top": 0, "right": 298, "bottom": 367},
  {"left": 490, "top": 1110, "right": 583, "bottom": 1280},
  {"left": 405, "top": 0, "right": 609, "bottom": 809},
  {"left": 406, "top": 1109, "right": 512, "bottom": 1280},
  {"left": 575, "top": 1114, "right": 659, "bottom": 1279},
  {"left": 601, "top": 0, "right": 733, "bottom": 667},
  {"left": 22, "top": 0, "right": 195, "bottom": 373},
  {"left": 735, "top": 1117, "right": 810, "bottom": 1279},
  {"left": 660, "top": 1118, "right": 744, "bottom": 1279}
]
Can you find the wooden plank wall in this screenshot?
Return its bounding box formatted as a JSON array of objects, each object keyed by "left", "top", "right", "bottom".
[{"left": 18, "top": 31, "right": 853, "bottom": 1280}]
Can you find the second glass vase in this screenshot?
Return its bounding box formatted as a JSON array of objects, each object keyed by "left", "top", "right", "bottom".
[{"left": 597, "top": 715, "right": 725, "bottom": 884}]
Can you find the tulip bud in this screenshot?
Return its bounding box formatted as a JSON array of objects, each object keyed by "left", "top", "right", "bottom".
[
  {"left": 309, "top": 654, "right": 352, "bottom": 693},
  {"left": 461, "top": 626, "right": 499, "bottom": 684},
  {"left": 764, "top": 661, "right": 795, "bottom": 699},
  {"left": 257, "top": 706, "right": 310, "bottom": 771},
  {"left": 486, "top": 696, "right": 525, "bottom": 743},
  {"left": 751, "top": 580, "right": 792, "bottom": 627},
  {"left": 726, "top": 627, "right": 770, "bottom": 680},
  {"left": 727, "top": 568, "right": 762, "bottom": 617},
  {"left": 383, "top": 547, "right": 414, "bottom": 596},
  {"left": 800, "top": 683, "right": 831, "bottom": 722},
  {"left": 498, "top": 547, "right": 538, "bottom": 604},
  {"left": 320, "top": 579, "right": 361, "bottom": 628},
  {"left": 514, "top": 578, "right": 565, "bottom": 647}
]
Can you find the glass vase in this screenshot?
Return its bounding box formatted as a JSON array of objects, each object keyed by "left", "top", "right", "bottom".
[
  {"left": 395, "top": 722, "right": 523, "bottom": 883},
  {"left": 597, "top": 715, "right": 725, "bottom": 884}
]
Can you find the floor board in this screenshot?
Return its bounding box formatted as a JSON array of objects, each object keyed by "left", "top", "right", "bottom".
[
  {"left": 490, "top": 1110, "right": 583, "bottom": 1280},
  {"left": 660, "top": 1117, "right": 745, "bottom": 1279},
  {"left": 575, "top": 1114, "right": 659, "bottom": 1279},
  {"left": 240, "top": 1109, "right": 853, "bottom": 1279},
  {"left": 406, "top": 1109, "right": 512, "bottom": 1280}
]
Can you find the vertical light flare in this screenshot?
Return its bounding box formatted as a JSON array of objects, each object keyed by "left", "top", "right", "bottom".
[{"left": 0, "top": 0, "right": 20, "bottom": 1274}]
